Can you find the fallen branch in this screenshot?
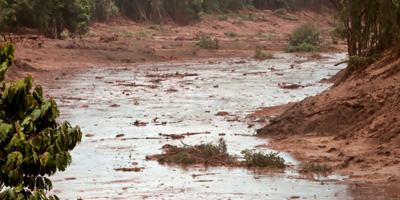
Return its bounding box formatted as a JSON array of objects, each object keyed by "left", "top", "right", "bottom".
[{"left": 334, "top": 60, "right": 349, "bottom": 66}]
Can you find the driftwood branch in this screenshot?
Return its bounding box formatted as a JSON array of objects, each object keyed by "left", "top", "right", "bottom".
[{"left": 334, "top": 60, "right": 349, "bottom": 66}]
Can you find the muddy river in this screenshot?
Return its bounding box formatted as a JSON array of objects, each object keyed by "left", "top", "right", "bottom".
[{"left": 38, "top": 53, "right": 396, "bottom": 199}]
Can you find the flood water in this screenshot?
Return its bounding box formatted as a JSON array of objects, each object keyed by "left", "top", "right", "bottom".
[{"left": 38, "top": 53, "right": 395, "bottom": 199}]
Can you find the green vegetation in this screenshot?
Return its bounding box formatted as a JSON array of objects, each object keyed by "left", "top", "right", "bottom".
[
  {"left": 149, "top": 24, "right": 163, "bottom": 31},
  {"left": 275, "top": 8, "right": 288, "bottom": 15},
  {"left": 285, "top": 22, "right": 321, "bottom": 52},
  {"left": 330, "top": 0, "right": 400, "bottom": 72},
  {"left": 0, "top": 44, "right": 82, "bottom": 199},
  {"left": 241, "top": 150, "right": 285, "bottom": 168},
  {"left": 218, "top": 15, "right": 229, "bottom": 21},
  {"left": 166, "top": 138, "right": 238, "bottom": 165},
  {"left": 266, "top": 34, "right": 277, "bottom": 40},
  {"left": 0, "top": 0, "right": 332, "bottom": 38},
  {"left": 0, "top": 0, "right": 92, "bottom": 39},
  {"left": 301, "top": 162, "right": 332, "bottom": 172},
  {"left": 226, "top": 32, "right": 237, "bottom": 37},
  {"left": 136, "top": 30, "right": 152, "bottom": 39},
  {"left": 120, "top": 31, "right": 134, "bottom": 38},
  {"left": 111, "top": 0, "right": 331, "bottom": 23},
  {"left": 254, "top": 47, "right": 274, "bottom": 59},
  {"left": 197, "top": 35, "right": 219, "bottom": 49}
]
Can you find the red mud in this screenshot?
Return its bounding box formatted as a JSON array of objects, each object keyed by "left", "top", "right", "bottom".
[{"left": 257, "top": 55, "right": 400, "bottom": 184}]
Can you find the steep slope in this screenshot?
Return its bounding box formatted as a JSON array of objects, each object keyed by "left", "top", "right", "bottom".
[{"left": 258, "top": 55, "right": 400, "bottom": 147}]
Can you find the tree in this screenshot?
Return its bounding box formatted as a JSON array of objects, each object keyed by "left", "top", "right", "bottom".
[
  {"left": 0, "top": 0, "right": 93, "bottom": 39},
  {"left": 330, "top": 0, "right": 400, "bottom": 59},
  {"left": 0, "top": 0, "right": 31, "bottom": 40},
  {"left": 0, "top": 43, "right": 83, "bottom": 199}
]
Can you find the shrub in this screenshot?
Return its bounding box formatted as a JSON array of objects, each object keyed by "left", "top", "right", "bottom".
[
  {"left": 266, "top": 34, "right": 276, "bottom": 40},
  {"left": 120, "top": 31, "right": 134, "bottom": 38},
  {"left": 218, "top": 15, "right": 228, "bottom": 21},
  {"left": 285, "top": 44, "right": 297, "bottom": 52},
  {"left": 298, "top": 42, "right": 318, "bottom": 52},
  {"left": 149, "top": 24, "right": 163, "bottom": 30},
  {"left": 301, "top": 162, "right": 332, "bottom": 172},
  {"left": 254, "top": 47, "right": 274, "bottom": 59},
  {"left": 136, "top": 30, "right": 151, "bottom": 39},
  {"left": 226, "top": 32, "right": 237, "bottom": 37},
  {"left": 60, "top": 31, "right": 69, "bottom": 39},
  {"left": 198, "top": 35, "right": 219, "bottom": 49},
  {"left": 0, "top": 44, "right": 82, "bottom": 199},
  {"left": 285, "top": 23, "right": 321, "bottom": 52},
  {"left": 269, "top": 30, "right": 276, "bottom": 33},
  {"left": 165, "top": 138, "right": 237, "bottom": 165},
  {"left": 275, "top": 8, "right": 287, "bottom": 15},
  {"left": 288, "top": 22, "right": 320, "bottom": 46},
  {"left": 232, "top": 18, "right": 243, "bottom": 24},
  {"left": 241, "top": 149, "right": 285, "bottom": 168}
]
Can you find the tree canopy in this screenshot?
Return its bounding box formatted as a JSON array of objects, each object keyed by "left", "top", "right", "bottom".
[
  {"left": 330, "top": 0, "right": 400, "bottom": 62},
  {"left": 0, "top": 43, "right": 83, "bottom": 199},
  {"left": 0, "top": 0, "right": 332, "bottom": 37}
]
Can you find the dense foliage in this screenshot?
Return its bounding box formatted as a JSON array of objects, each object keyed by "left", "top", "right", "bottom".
[
  {"left": 112, "top": 0, "right": 331, "bottom": 23},
  {"left": 241, "top": 149, "right": 285, "bottom": 168},
  {"left": 0, "top": 0, "right": 332, "bottom": 36},
  {"left": 0, "top": 43, "right": 83, "bottom": 199},
  {"left": 330, "top": 0, "right": 400, "bottom": 68},
  {"left": 0, "top": 0, "right": 92, "bottom": 38},
  {"left": 285, "top": 23, "right": 321, "bottom": 52}
]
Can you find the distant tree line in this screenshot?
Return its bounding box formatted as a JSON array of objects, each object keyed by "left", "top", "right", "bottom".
[
  {"left": 112, "top": 0, "right": 331, "bottom": 23},
  {"left": 0, "top": 0, "right": 331, "bottom": 38}
]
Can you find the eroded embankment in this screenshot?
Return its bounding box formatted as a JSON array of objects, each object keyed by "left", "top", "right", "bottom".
[{"left": 257, "top": 56, "right": 400, "bottom": 184}]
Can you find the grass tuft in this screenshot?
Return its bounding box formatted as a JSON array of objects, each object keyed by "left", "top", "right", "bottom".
[
  {"left": 254, "top": 47, "right": 274, "bottom": 59},
  {"left": 226, "top": 32, "right": 237, "bottom": 37},
  {"left": 241, "top": 149, "right": 285, "bottom": 168},
  {"left": 119, "top": 31, "right": 134, "bottom": 38}
]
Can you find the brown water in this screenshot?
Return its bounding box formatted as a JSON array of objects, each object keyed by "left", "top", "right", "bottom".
[{"left": 39, "top": 53, "right": 399, "bottom": 199}]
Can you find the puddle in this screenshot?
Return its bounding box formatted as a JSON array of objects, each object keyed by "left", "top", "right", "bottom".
[{"left": 39, "top": 53, "right": 383, "bottom": 199}]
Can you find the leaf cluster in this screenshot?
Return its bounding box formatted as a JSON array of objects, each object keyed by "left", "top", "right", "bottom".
[
  {"left": 0, "top": 0, "right": 92, "bottom": 38},
  {"left": 285, "top": 23, "right": 321, "bottom": 52},
  {"left": 0, "top": 44, "right": 82, "bottom": 199}
]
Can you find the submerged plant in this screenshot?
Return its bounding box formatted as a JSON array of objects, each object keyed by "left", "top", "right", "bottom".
[
  {"left": 254, "top": 47, "right": 273, "bottom": 59},
  {"left": 165, "top": 138, "right": 237, "bottom": 165},
  {"left": 241, "top": 149, "right": 285, "bottom": 168}
]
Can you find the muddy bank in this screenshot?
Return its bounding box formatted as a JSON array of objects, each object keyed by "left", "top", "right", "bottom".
[{"left": 257, "top": 55, "right": 400, "bottom": 183}]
